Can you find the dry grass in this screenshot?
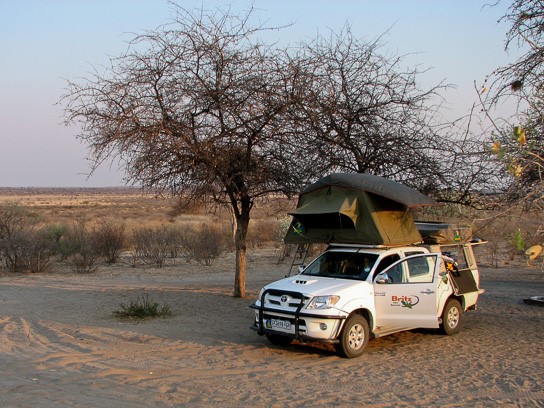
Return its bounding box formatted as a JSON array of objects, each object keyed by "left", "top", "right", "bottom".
[
  {"left": 0, "top": 188, "right": 179, "bottom": 227},
  {"left": 0, "top": 188, "right": 289, "bottom": 254}
]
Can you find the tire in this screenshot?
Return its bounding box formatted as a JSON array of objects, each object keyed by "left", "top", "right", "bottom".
[
  {"left": 441, "top": 299, "right": 463, "bottom": 335},
  {"left": 336, "top": 314, "right": 369, "bottom": 358},
  {"left": 266, "top": 333, "right": 293, "bottom": 346}
]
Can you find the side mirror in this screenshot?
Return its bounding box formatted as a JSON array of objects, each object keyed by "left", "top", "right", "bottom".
[
  {"left": 298, "top": 265, "right": 306, "bottom": 273},
  {"left": 376, "top": 272, "right": 390, "bottom": 284}
]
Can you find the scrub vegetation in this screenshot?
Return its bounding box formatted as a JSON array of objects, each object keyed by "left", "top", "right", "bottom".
[
  {"left": 0, "top": 189, "right": 292, "bottom": 274},
  {"left": 0, "top": 189, "right": 541, "bottom": 275}
]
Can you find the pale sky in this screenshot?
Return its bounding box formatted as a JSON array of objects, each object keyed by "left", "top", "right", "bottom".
[{"left": 0, "top": 0, "right": 516, "bottom": 187}]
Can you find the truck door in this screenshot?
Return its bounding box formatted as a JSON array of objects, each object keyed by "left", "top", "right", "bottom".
[{"left": 373, "top": 254, "right": 440, "bottom": 330}]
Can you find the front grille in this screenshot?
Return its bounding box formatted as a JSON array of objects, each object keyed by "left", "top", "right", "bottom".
[
  {"left": 268, "top": 299, "right": 305, "bottom": 308},
  {"left": 264, "top": 290, "right": 309, "bottom": 310}
]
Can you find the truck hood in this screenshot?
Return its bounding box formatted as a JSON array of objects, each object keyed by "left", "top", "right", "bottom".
[{"left": 263, "top": 275, "right": 368, "bottom": 297}]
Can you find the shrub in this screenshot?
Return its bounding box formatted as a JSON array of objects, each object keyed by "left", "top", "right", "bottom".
[
  {"left": 23, "top": 228, "right": 55, "bottom": 273},
  {"left": 113, "top": 293, "right": 171, "bottom": 318},
  {"left": 56, "top": 222, "right": 86, "bottom": 260},
  {"left": 164, "top": 225, "right": 184, "bottom": 259},
  {"left": 248, "top": 218, "right": 282, "bottom": 248},
  {"left": 48, "top": 223, "right": 69, "bottom": 239},
  {"left": 0, "top": 204, "right": 39, "bottom": 272},
  {"left": 93, "top": 219, "right": 126, "bottom": 263},
  {"left": 63, "top": 221, "right": 98, "bottom": 273},
  {"left": 46, "top": 224, "right": 69, "bottom": 253},
  {"left": 131, "top": 225, "right": 178, "bottom": 267},
  {"left": 69, "top": 252, "right": 97, "bottom": 274},
  {"left": 0, "top": 230, "right": 28, "bottom": 272},
  {"left": 180, "top": 222, "right": 225, "bottom": 266},
  {"left": 507, "top": 227, "right": 530, "bottom": 261}
]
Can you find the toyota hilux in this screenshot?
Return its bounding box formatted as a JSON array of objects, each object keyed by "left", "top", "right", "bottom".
[{"left": 250, "top": 242, "right": 483, "bottom": 358}]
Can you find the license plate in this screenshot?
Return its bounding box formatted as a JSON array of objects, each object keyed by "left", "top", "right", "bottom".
[{"left": 266, "top": 319, "right": 291, "bottom": 330}]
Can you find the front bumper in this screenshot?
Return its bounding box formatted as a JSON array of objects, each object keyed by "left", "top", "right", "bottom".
[{"left": 249, "top": 289, "right": 346, "bottom": 343}]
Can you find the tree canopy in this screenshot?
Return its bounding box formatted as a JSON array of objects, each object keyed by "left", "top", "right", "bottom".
[{"left": 292, "top": 29, "right": 447, "bottom": 188}]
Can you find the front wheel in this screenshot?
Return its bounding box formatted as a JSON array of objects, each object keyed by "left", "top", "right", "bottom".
[
  {"left": 336, "top": 314, "right": 369, "bottom": 358},
  {"left": 441, "top": 299, "right": 463, "bottom": 335}
]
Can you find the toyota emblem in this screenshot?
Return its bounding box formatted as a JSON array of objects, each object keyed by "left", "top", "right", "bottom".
[{"left": 280, "top": 295, "right": 288, "bottom": 303}]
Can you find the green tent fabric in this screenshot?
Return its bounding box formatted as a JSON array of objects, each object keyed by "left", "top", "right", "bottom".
[
  {"left": 300, "top": 173, "right": 437, "bottom": 207},
  {"left": 284, "top": 173, "right": 439, "bottom": 246}
]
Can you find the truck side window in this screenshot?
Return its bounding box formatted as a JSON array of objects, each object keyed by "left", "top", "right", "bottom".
[
  {"left": 373, "top": 254, "right": 401, "bottom": 280},
  {"left": 386, "top": 263, "right": 404, "bottom": 283},
  {"left": 406, "top": 256, "right": 435, "bottom": 283}
]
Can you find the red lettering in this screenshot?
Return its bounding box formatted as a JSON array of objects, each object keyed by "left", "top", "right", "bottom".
[{"left": 392, "top": 295, "right": 412, "bottom": 302}]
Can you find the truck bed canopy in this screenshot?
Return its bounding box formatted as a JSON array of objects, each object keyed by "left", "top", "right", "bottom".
[{"left": 284, "top": 173, "right": 439, "bottom": 246}]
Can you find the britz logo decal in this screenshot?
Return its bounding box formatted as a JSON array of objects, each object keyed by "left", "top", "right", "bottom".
[{"left": 391, "top": 295, "right": 420, "bottom": 309}]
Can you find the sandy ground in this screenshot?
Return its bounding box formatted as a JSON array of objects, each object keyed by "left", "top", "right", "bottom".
[{"left": 1, "top": 249, "right": 543, "bottom": 407}]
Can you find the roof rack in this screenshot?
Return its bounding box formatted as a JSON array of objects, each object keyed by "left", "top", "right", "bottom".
[{"left": 327, "top": 242, "right": 390, "bottom": 249}]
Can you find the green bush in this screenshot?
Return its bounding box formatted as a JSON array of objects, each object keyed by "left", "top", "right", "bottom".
[
  {"left": 46, "top": 224, "right": 69, "bottom": 255},
  {"left": 513, "top": 229, "right": 526, "bottom": 251},
  {"left": 113, "top": 293, "right": 171, "bottom": 318}
]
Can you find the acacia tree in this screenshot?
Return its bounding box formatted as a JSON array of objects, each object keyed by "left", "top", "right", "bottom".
[
  {"left": 292, "top": 29, "right": 458, "bottom": 195},
  {"left": 288, "top": 28, "right": 499, "bottom": 207},
  {"left": 61, "top": 6, "right": 312, "bottom": 298}
]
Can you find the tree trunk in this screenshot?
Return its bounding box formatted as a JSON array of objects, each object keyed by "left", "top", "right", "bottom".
[{"left": 233, "top": 210, "right": 250, "bottom": 298}]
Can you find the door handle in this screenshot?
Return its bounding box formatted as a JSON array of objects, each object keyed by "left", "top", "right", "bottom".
[{"left": 420, "top": 289, "right": 434, "bottom": 295}]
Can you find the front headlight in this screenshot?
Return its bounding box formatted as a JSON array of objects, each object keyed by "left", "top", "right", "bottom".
[
  {"left": 257, "top": 288, "right": 265, "bottom": 300},
  {"left": 255, "top": 288, "right": 266, "bottom": 305},
  {"left": 306, "top": 295, "right": 340, "bottom": 310}
]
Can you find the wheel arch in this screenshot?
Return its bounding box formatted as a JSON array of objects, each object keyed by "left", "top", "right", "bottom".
[
  {"left": 346, "top": 308, "right": 374, "bottom": 334},
  {"left": 439, "top": 294, "right": 465, "bottom": 316}
]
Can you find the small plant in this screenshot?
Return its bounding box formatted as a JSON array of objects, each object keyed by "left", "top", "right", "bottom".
[
  {"left": 69, "top": 252, "right": 98, "bottom": 274},
  {"left": 113, "top": 293, "right": 172, "bottom": 319},
  {"left": 508, "top": 228, "right": 527, "bottom": 260},
  {"left": 513, "top": 228, "right": 526, "bottom": 251}
]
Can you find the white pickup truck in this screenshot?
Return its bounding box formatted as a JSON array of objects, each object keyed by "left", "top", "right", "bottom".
[{"left": 250, "top": 242, "right": 484, "bottom": 358}]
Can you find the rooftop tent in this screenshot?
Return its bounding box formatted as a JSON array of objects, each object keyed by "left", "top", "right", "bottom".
[{"left": 284, "top": 173, "right": 439, "bottom": 246}]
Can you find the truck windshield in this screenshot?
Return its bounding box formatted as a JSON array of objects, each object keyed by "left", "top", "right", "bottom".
[{"left": 301, "top": 251, "right": 379, "bottom": 280}]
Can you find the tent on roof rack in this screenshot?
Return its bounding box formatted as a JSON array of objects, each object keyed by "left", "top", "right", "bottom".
[{"left": 284, "top": 173, "right": 440, "bottom": 246}]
